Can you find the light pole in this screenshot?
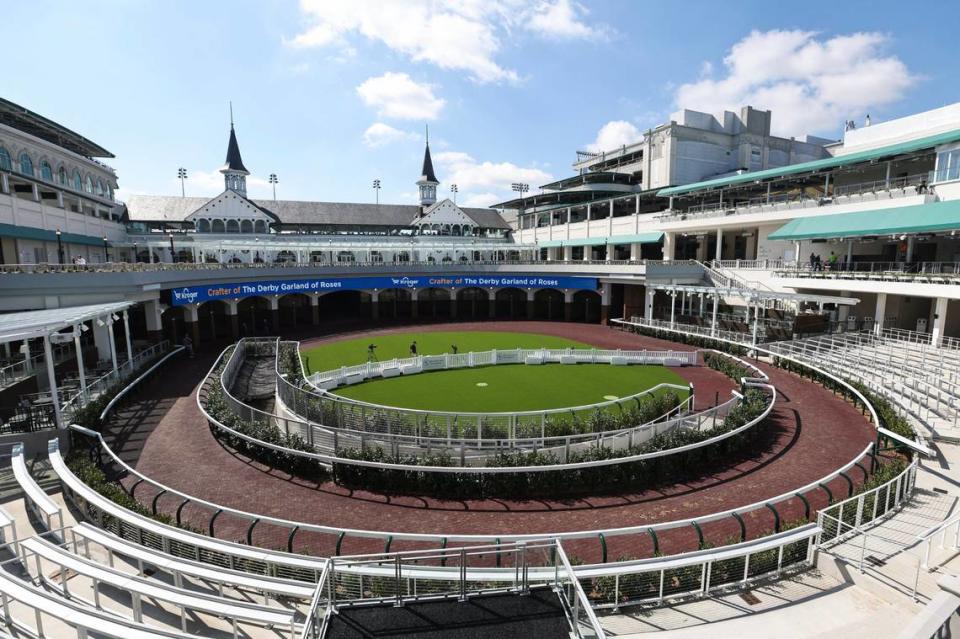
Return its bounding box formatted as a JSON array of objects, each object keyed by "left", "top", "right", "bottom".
[
  {"left": 372, "top": 179, "right": 381, "bottom": 205},
  {"left": 168, "top": 233, "right": 176, "bottom": 264},
  {"left": 511, "top": 182, "right": 529, "bottom": 216},
  {"left": 269, "top": 173, "right": 278, "bottom": 201},
  {"left": 450, "top": 183, "right": 458, "bottom": 204},
  {"left": 56, "top": 229, "right": 64, "bottom": 264},
  {"left": 102, "top": 236, "right": 109, "bottom": 263},
  {"left": 177, "top": 168, "right": 188, "bottom": 197}
]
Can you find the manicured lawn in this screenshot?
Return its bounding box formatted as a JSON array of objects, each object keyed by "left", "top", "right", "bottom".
[{"left": 301, "top": 331, "right": 689, "bottom": 413}]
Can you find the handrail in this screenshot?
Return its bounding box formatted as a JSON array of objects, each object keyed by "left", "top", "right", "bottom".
[
  {"left": 613, "top": 317, "right": 934, "bottom": 457},
  {"left": 65, "top": 425, "right": 870, "bottom": 544},
  {"left": 99, "top": 345, "right": 184, "bottom": 422},
  {"left": 556, "top": 541, "right": 608, "bottom": 638}
]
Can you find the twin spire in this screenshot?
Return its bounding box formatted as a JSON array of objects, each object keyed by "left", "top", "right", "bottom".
[{"left": 219, "top": 107, "right": 439, "bottom": 206}]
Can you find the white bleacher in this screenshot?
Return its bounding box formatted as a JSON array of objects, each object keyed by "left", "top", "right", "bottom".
[
  {"left": 19, "top": 535, "right": 297, "bottom": 638},
  {"left": 11, "top": 442, "right": 64, "bottom": 534}
]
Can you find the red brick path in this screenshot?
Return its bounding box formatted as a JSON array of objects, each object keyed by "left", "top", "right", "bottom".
[{"left": 110, "top": 322, "right": 875, "bottom": 562}]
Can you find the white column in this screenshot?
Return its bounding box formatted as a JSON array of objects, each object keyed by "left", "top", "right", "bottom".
[
  {"left": 122, "top": 310, "right": 134, "bottom": 369},
  {"left": 629, "top": 242, "right": 640, "bottom": 261},
  {"left": 563, "top": 245, "right": 573, "bottom": 262},
  {"left": 906, "top": 236, "right": 915, "bottom": 262},
  {"left": 43, "top": 334, "right": 63, "bottom": 429},
  {"left": 711, "top": 294, "right": 719, "bottom": 336},
  {"left": 931, "top": 297, "right": 948, "bottom": 346},
  {"left": 663, "top": 232, "right": 675, "bottom": 261},
  {"left": 751, "top": 302, "right": 761, "bottom": 348},
  {"left": 107, "top": 318, "right": 118, "bottom": 374},
  {"left": 699, "top": 293, "right": 705, "bottom": 318},
  {"left": 715, "top": 228, "right": 723, "bottom": 262},
  {"left": 669, "top": 292, "right": 676, "bottom": 327},
  {"left": 874, "top": 293, "right": 887, "bottom": 336},
  {"left": 794, "top": 241, "right": 801, "bottom": 265},
  {"left": 644, "top": 288, "right": 655, "bottom": 321},
  {"left": 73, "top": 330, "right": 87, "bottom": 402}
]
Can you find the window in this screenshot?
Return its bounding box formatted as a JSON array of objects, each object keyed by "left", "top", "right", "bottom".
[
  {"left": 211, "top": 219, "right": 225, "bottom": 233},
  {"left": 57, "top": 166, "right": 66, "bottom": 185},
  {"left": 73, "top": 170, "right": 82, "bottom": 191},
  {"left": 96, "top": 179, "right": 104, "bottom": 196},
  {"left": 226, "top": 220, "right": 240, "bottom": 233},
  {"left": 41, "top": 161, "right": 53, "bottom": 182},
  {"left": 240, "top": 220, "right": 253, "bottom": 233},
  {"left": 254, "top": 220, "right": 266, "bottom": 233},
  {"left": 84, "top": 176, "right": 93, "bottom": 193},
  {"left": 936, "top": 149, "right": 960, "bottom": 182},
  {"left": 0, "top": 147, "right": 10, "bottom": 171},
  {"left": 196, "top": 219, "right": 210, "bottom": 233},
  {"left": 18, "top": 153, "right": 33, "bottom": 176},
  {"left": 750, "top": 146, "right": 762, "bottom": 168}
]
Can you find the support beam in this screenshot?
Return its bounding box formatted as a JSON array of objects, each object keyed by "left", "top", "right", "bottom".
[
  {"left": 931, "top": 297, "right": 948, "bottom": 346},
  {"left": 43, "top": 334, "right": 63, "bottom": 429},
  {"left": 873, "top": 293, "right": 887, "bottom": 336},
  {"left": 73, "top": 330, "right": 87, "bottom": 403},
  {"left": 122, "top": 310, "right": 134, "bottom": 370}
]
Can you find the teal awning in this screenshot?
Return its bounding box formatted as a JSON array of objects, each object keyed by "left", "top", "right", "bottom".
[
  {"left": 538, "top": 231, "right": 663, "bottom": 248},
  {"left": 0, "top": 222, "right": 108, "bottom": 247},
  {"left": 657, "top": 127, "right": 960, "bottom": 197},
  {"left": 768, "top": 200, "right": 960, "bottom": 241}
]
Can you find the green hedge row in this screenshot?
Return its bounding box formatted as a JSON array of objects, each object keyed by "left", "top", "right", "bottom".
[
  {"left": 703, "top": 351, "right": 751, "bottom": 382},
  {"left": 330, "top": 388, "right": 771, "bottom": 500}
]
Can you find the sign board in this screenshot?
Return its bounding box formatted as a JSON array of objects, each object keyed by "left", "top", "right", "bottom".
[{"left": 170, "top": 274, "right": 599, "bottom": 305}]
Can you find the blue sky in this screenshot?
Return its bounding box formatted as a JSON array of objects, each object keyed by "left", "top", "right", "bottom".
[{"left": 5, "top": 0, "right": 959, "bottom": 207}]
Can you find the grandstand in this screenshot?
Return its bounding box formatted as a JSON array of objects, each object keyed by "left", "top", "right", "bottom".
[{"left": 0, "top": 95, "right": 958, "bottom": 639}]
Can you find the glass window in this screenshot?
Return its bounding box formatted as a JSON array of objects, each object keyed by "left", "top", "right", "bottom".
[
  {"left": 73, "top": 170, "right": 82, "bottom": 191},
  {"left": 240, "top": 220, "right": 253, "bottom": 233},
  {"left": 226, "top": 220, "right": 239, "bottom": 233},
  {"left": 18, "top": 153, "right": 33, "bottom": 176},
  {"left": 254, "top": 220, "right": 266, "bottom": 233},
  {"left": 58, "top": 166, "right": 66, "bottom": 185},
  {"left": 212, "top": 219, "right": 225, "bottom": 233},
  {"left": 0, "top": 147, "right": 10, "bottom": 171},
  {"left": 936, "top": 149, "right": 960, "bottom": 182},
  {"left": 196, "top": 219, "right": 210, "bottom": 233},
  {"left": 41, "top": 161, "right": 53, "bottom": 182},
  {"left": 84, "top": 176, "right": 93, "bottom": 193},
  {"left": 96, "top": 179, "right": 104, "bottom": 196}
]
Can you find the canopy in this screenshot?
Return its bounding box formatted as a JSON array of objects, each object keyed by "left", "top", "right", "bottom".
[
  {"left": 538, "top": 232, "right": 663, "bottom": 249},
  {"left": 657, "top": 128, "right": 960, "bottom": 197},
  {"left": 0, "top": 302, "right": 133, "bottom": 343},
  {"left": 768, "top": 200, "right": 960, "bottom": 241}
]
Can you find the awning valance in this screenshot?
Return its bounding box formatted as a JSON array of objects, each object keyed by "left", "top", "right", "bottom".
[
  {"left": 538, "top": 231, "right": 663, "bottom": 248},
  {"left": 768, "top": 200, "right": 960, "bottom": 241}
]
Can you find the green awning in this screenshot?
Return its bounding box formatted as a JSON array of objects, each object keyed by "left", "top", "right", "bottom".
[
  {"left": 538, "top": 231, "right": 663, "bottom": 248},
  {"left": 657, "top": 127, "right": 960, "bottom": 197},
  {"left": 767, "top": 200, "right": 960, "bottom": 241},
  {"left": 0, "top": 222, "right": 108, "bottom": 247}
]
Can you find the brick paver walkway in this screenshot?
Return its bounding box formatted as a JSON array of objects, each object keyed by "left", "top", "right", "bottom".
[{"left": 105, "top": 322, "right": 876, "bottom": 562}]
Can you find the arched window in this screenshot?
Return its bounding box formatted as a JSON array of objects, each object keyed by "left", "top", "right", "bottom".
[
  {"left": 84, "top": 176, "right": 93, "bottom": 193},
  {"left": 57, "top": 166, "right": 66, "bottom": 185},
  {"left": 240, "top": 220, "right": 253, "bottom": 233},
  {"left": 226, "top": 220, "right": 239, "bottom": 233},
  {"left": 0, "top": 147, "right": 11, "bottom": 171},
  {"left": 18, "top": 153, "right": 33, "bottom": 176},
  {"left": 95, "top": 179, "right": 104, "bottom": 196},
  {"left": 73, "top": 170, "right": 82, "bottom": 191},
  {"left": 196, "top": 219, "right": 211, "bottom": 233},
  {"left": 254, "top": 220, "right": 266, "bottom": 234},
  {"left": 40, "top": 162, "right": 53, "bottom": 182},
  {"left": 211, "top": 219, "right": 225, "bottom": 233}
]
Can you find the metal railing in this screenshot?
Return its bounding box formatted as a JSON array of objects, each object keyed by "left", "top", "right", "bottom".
[
  {"left": 775, "top": 261, "right": 960, "bottom": 284},
  {"left": 0, "top": 340, "right": 76, "bottom": 388},
  {"left": 233, "top": 342, "right": 724, "bottom": 463}
]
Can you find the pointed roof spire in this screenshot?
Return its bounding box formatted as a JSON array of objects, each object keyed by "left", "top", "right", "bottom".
[
  {"left": 221, "top": 103, "right": 249, "bottom": 175},
  {"left": 419, "top": 125, "right": 438, "bottom": 184}
]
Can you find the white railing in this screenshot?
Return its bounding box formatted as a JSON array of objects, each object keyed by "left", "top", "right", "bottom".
[{"left": 0, "top": 340, "right": 75, "bottom": 388}]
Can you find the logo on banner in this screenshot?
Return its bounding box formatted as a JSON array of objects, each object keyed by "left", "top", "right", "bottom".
[
  {"left": 391, "top": 277, "right": 419, "bottom": 289},
  {"left": 174, "top": 288, "right": 200, "bottom": 304}
]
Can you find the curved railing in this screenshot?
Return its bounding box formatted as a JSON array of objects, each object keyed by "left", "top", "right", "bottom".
[
  {"left": 224, "top": 342, "right": 722, "bottom": 462},
  {"left": 98, "top": 345, "right": 185, "bottom": 422},
  {"left": 291, "top": 343, "right": 697, "bottom": 437},
  {"left": 202, "top": 342, "right": 773, "bottom": 471}
]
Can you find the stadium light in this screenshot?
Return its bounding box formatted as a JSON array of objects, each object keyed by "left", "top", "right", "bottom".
[
  {"left": 177, "top": 167, "right": 188, "bottom": 197},
  {"left": 373, "top": 179, "right": 381, "bottom": 205},
  {"left": 450, "top": 183, "right": 458, "bottom": 204},
  {"left": 269, "top": 173, "right": 278, "bottom": 201}
]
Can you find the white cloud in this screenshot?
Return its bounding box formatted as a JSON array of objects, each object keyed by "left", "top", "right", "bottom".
[
  {"left": 356, "top": 72, "right": 445, "bottom": 120},
  {"left": 287, "top": 1, "right": 609, "bottom": 83},
  {"left": 674, "top": 30, "right": 918, "bottom": 137},
  {"left": 362, "top": 122, "right": 418, "bottom": 147},
  {"left": 585, "top": 120, "right": 642, "bottom": 153},
  {"left": 525, "top": 0, "right": 606, "bottom": 40},
  {"left": 434, "top": 150, "right": 552, "bottom": 206}
]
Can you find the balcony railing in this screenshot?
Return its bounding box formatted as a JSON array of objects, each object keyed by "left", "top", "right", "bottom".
[{"left": 774, "top": 261, "right": 960, "bottom": 284}]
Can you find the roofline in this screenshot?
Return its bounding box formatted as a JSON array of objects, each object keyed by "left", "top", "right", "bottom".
[{"left": 0, "top": 97, "right": 114, "bottom": 158}]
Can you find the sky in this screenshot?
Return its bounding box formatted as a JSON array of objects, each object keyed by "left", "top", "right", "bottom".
[{"left": 4, "top": 0, "right": 959, "bottom": 208}]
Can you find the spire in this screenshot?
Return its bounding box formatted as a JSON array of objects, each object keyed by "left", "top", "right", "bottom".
[
  {"left": 220, "top": 105, "right": 249, "bottom": 197},
  {"left": 420, "top": 127, "right": 438, "bottom": 184}
]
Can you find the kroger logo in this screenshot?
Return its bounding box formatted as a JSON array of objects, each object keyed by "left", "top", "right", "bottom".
[
  {"left": 390, "top": 277, "right": 419, "bottom": 289},
  {"left": 174, "top": 288, "right": 200, "bottom": 304}
]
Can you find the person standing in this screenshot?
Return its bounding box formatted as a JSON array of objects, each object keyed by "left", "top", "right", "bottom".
[{"left": 410, "top": 341, "right": 418, "bottom": 356}]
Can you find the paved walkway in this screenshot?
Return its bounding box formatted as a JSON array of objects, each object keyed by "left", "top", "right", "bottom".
[{"left": 102, "top": 322, "right": 876, "bottom": 562}]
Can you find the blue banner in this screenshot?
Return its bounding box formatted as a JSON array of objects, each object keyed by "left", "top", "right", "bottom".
[{"left": 170, "top": 274, "right": 599, "bottom": 305}]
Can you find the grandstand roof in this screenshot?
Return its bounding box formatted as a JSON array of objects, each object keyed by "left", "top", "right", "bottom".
[
  {"left": 0, "top": 97, "right": 114, "bottom": 158},
  {"left": 657, "top": 127, "right": 960, "bottom": 197},
  {"left": 123, "top": 194, "right": 511, "bottom": 229}
]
